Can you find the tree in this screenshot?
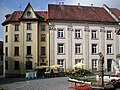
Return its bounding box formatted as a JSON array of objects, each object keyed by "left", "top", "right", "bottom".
[{"left": 116, "top": 54, "right": 120, "bottom": 59}]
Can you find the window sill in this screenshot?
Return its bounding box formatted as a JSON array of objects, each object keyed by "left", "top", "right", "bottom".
[
  {"left": 26, "top": 55, "right": 32, "bottom": 58},
  {"left": 57, "top": 53, "right": 65, "bottom": 55},
  {"left": 107, "top": 53, "right": 114, "bottom": 55},
  {"left": 15, "top": 30, "right": 19, "bottom": 31},
  {"left": 14, "top": 41, "right": 20, "bottom": 42},
  {"left": 75, "top": 53, "right": 83, "bottom": 55},
  {"left": 14, "top": 55, "right": 20, "bottom": 57},
  {"left": 74, "top": 37, "right": 82, "bottom": 39},
  {"left": 26, "top": 29, "right": 32, "bottom": 30},
  {"left": 91, "top": 53, "right": 99, "bottom": 55},
  {"left": 91, "top": 38, "right": 99, "bottom": 40},
  {"left": 57, "top": 37, "right": 65, "bottom": 39},
  {"left": 26, "top": 40, "right": 32, "bottom": 42},
  {"left": 106, "top": 39, "right": 113, "bottom": 40}
]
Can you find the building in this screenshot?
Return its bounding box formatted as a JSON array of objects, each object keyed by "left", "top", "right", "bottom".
[
  {"left": 48, "top": 3, "right": 120, "bottom": 72},
  {"left": 0, "top": 41, "right": 3, "bottom": 75},
  {"left": 2, "top": 3, "right": 49, "bottom": 77}
]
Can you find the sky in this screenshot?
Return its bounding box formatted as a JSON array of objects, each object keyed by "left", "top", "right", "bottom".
[{"left": 0, "top": 0, "right": 120, "bottom": 41}]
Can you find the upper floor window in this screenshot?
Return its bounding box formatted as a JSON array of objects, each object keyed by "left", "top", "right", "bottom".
[
  {"left": 41, "top": 46, "right": 46, "bottom": 55},
  {"left": 27, "top": 33, "right": 32, "bottom": 41},
  {"left": 75, "top": 29, "right": 81, "bottom": 38},
  {"left": 57, "top": 29, "right": 64, "bottom": 38},
  {"left": 41, "top": 25, "right": 46, "bottom": 31},
  {"left": 107, "top": 44, "right": 113, "bottom": 54},
  {"left": 107, "top": 31, "right": 112, "bottom": 39},
  {"left": 6, "top": 26, "right": 8, "bottom": 32},
  {"left": 5, "top": 35, "right": 8, "bottom": 43},
  {"left": 14, "top": 61, "right": 19, "bottom": 70},
  {"left": 14, "top": 47, "right": 19, "bottom": 56},
  {"left": 92, "top": 44, "right": 98, "bottom": 54},
  {"left": 41, "top": 34, "right": 46, "bottom": 41},
  {"left": 27, "top": 23, "right": 32, "bottom": 30},
  {"left": 75, "top": 44, "right": 82, "bottom": 54},
  {"left": 27, "top": 11, "right": 31, "bottom": 17},
  {"left": 27, "top": 46, "right": 31, "bottom": 55},
  {"left": 58, "top": 43, "right": 64, "bottom": 54},
  {"left": 91, "top": 30, "right": 97, "bottom": 39},
  {"left": 5, "top": 47, "right": 8, "bottom": 56},
  {"left": 15, "top": 25, "right": 19, "bottom": 31},
  {"left": 14, "top": 34, "right": 19, "bottom": 42}
]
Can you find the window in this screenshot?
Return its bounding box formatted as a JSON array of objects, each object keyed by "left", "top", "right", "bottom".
[
  {"left": 75, "top": 29, "right": 81, "bottom": 38},
  {"left": 5, "top": 61, "right": 8, "bottom": 70},
  {"left": 41, "top": 47, "right": 46, "bottom": 55},
  {"left": 75, "top": 59, "right": 83, "bottom": 64},
  {"left": 27, "top": 46, "right": 31, "bottom": 55},
  {"left": 14, "top": 47, "right": 19, "bottom": 56},
  {"left": 27, "top": 33, "right": 32, "bottom": 41},
  {"left": 92, "top": 59, "right": 98, "bottom": 71},
  {"left": 58, "top": 29, "right": 64, "bottom": 38},
  {"left": 92, "top": 44, "right": 98, "bottom": 54},
  {"left": 91, "top": 30, "right": 97, "bottom": 39},
  {"left": 27, "top": 23, "right": 32, "bottom": 29},
  {"left": 27, "top": 11, "right": 31, "bottom": 17},
  {"left": 41, "top": 34, "right": 46, "bottom": 41},
  {"left": 107, "top": 31, "right": 112, "bottom": 39},
  {"left": 6, "top": 26, "right": 8, "bottom": 32},
  {"left": 75, "top": 44, "right": 81, "bottom": 54},
  {"left": 15, "top": 25, "right": 19, "bottom": 31},
  {"left": 58, "top": 43, "right": 64, "bottom": 54},
  {"left": 14, "top": 61, "right": 19, "bottom": 70},
  {"left": 5, "top": 47, "right": 8, "bottom": 56},
  {"left": 57, "top": 59, "right": 64, "bottom": 66},
  {"left": 5, "top": 35, "right": 8, "bottom": 42},
  {"left": 14, "top": 34, "right": 19, "bottom": 41},
  {"left": 41, "top": 25, "right": 46, "bottom": 31},
  {"left": 26, "top": 61, "right": 32, "bottom": 70},
  {"left": 107, "top": 44, "right": 113, "bottom": 54}
]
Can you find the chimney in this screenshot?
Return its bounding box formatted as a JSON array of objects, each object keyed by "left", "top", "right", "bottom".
[
  {"left": 59, "top": 2, "right": 61, "bottom": 5},
  {"left": 62, "top": 2, "right": 64, "bottom": 5},
  {"left": 91, "top": 4, "right": 93, "bottom": 7},
  {"left": 78, "top": 3, "right": 80, "bottom": 6}
]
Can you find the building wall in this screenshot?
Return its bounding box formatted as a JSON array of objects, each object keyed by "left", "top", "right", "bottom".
[{"left": 49, "top": 22, "right": 119, "bottom": 72}]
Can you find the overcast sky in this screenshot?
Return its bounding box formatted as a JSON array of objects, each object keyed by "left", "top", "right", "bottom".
[{"left": 0, "top": 0, "right": 120, "bottom": 41}]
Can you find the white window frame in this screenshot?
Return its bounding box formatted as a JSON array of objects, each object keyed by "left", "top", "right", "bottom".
[
  {"left": 75, "top": 59, "right": 83, "bottom": 64},
  {"left": 57, "top": 29, "right": 64, "bottom": 38},
  {"left": 107, "top": 44, "right": 113, "bottom": 54},
  {"left": 92, "top": 59, "right": 98, "bottom": 71},
  {"left": 92, "top": 44, "right": 98, "bottom": 54},
  {"left": 75, "top": 29, "right": 81, "bottom": 38},
  {"left": 107, "top": 31, "right": 112, "bottom": 39},
  {"left": 57, "top": 59, "right": 64, "bottom": 66},
  {"left": 75, "top": 43, "right": 82, "bottom": 54},
  {"left": 57, "top": 43, "right": 64, "bottom": 54},
  {"left": 91, "top": 30, "right": 97, "bottom": 39},
  {"left": 27, "top": 33, "right": 32, "bottom": 41}
]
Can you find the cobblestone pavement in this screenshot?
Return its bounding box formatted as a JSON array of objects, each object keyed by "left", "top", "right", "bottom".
[{"left": 1, "top": 77, "right": 73, "bottom": 90}]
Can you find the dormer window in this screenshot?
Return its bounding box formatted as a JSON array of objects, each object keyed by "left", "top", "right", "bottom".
[{"left": 27, "top": 11, "right": 31, "bottom": 17}]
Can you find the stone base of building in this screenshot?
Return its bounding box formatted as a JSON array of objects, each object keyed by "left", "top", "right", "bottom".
[{"left": 4, "top": 73, "right": 25, "bottom": 78}]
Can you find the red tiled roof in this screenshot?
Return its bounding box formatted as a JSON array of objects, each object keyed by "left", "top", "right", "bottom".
[
  {"left": 48, "top": 4, "right": 117, "bottom": 22},
  {"left": 2, "top": 11, "right": 48, "bottom": 25},
  {"left": 111, "top": 8, "right": 120, "bottom": 17}
]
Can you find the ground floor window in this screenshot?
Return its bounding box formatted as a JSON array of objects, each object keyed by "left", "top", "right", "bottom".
[
  {"left": 26, "top": 61, "right": 32, "bottom": 70},
  {"left": 14, "top": 61, "right": 19, "bottom": 70},
  {"left": 107, "top": 59, "right": 112, "bottom": 72},
  {"left": 57, "top": 59, "right": 64, "bottom": 66},
  {"left": 75, "top": 59, "right": 83, "bottom": 64},
  {"left": 92, "top": 59, "right": 98, "bottom": 71},
  {"left": 5, "top": 61, "right": 8, "bottom": 70}
]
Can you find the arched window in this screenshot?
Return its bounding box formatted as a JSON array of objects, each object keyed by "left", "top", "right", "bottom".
[
  {"left": 27, "top": 11, "right": 31, "bottom": 17},
  {"left": 26, "top": 61, "right": 32, "bottom": 70}
]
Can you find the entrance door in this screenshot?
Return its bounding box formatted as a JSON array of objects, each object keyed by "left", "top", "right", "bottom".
[{"left": 107, "top": 59, "right": 112, "bottom": 72}]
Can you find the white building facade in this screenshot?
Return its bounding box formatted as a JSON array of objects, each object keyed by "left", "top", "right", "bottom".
[{"left": 48, "top": 4, "right": 120, "bottom": 72}]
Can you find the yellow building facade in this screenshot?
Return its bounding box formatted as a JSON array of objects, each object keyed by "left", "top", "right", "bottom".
[{"left": 2, "top": 3, "right": 49, "bottom": 77}]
